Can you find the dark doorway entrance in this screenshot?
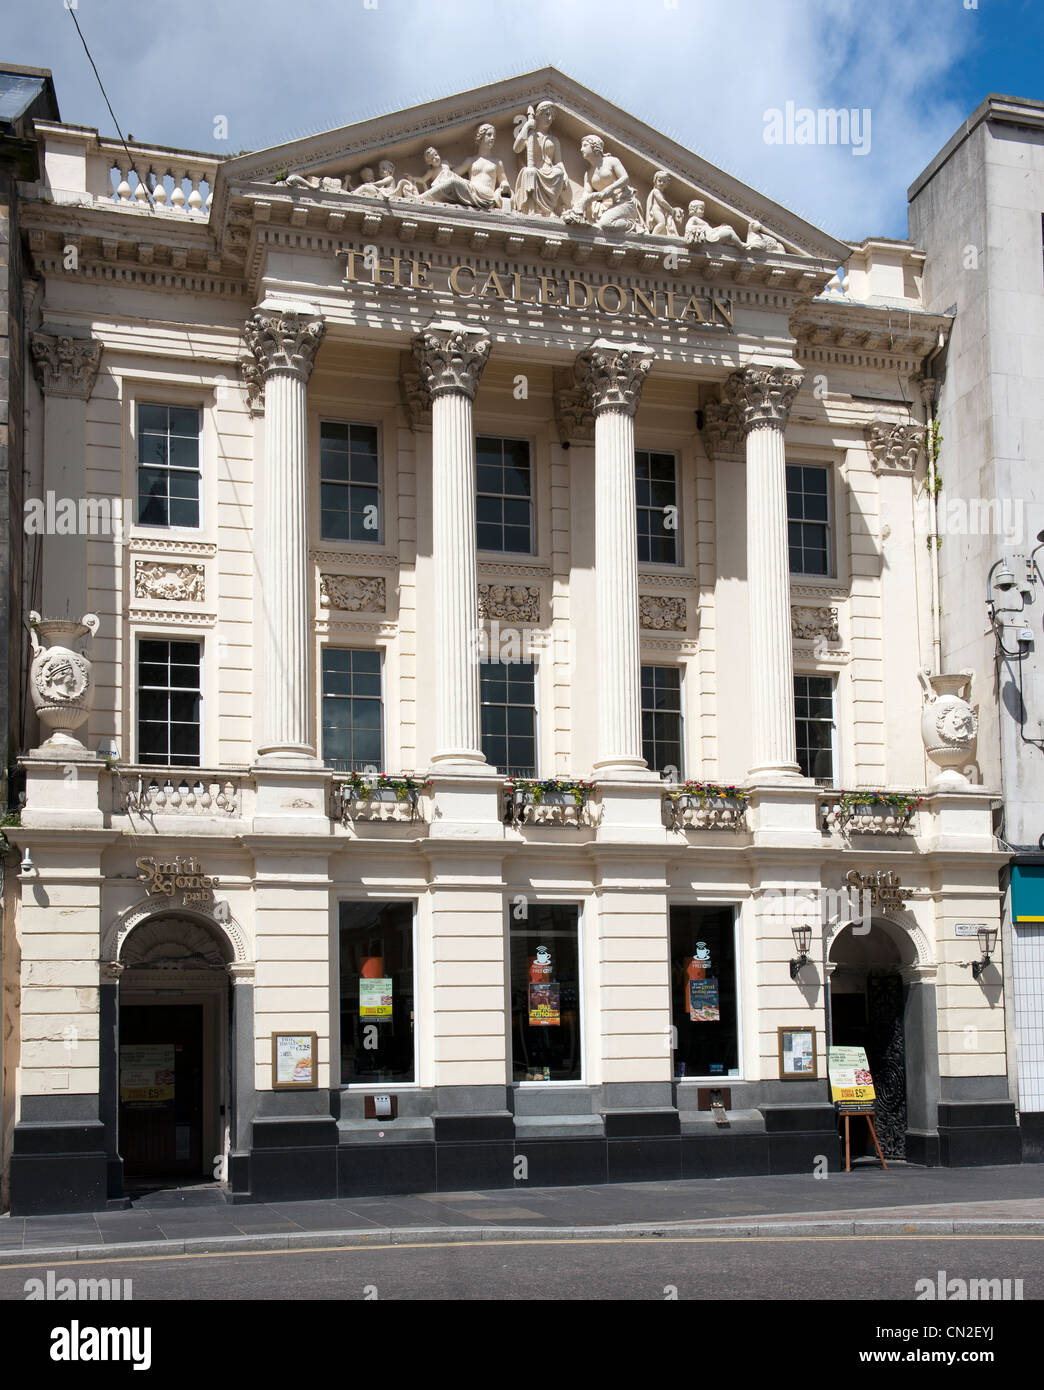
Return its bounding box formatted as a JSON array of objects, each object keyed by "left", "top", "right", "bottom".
[
  {"left": 119, "top": 1004, "right": 205, "bottom": 1177},
  {"left": 829, "top": 923, "right": 909, "bottom": 1159}
]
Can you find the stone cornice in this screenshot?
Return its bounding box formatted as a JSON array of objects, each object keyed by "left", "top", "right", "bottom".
[
  {"left": 791, "top": 300, "right": 952, "bottom": 372},
  {"left": 30, "top": 331, "right": 102, "bottom": 399}
]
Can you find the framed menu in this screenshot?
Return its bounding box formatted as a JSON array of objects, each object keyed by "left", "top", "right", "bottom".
[
  {"left": 271, "top": 1031, "right": 318, "bottom": 1089},
  {"left": 777, "top": 1026, "right": 817, "bottom": 1080}
]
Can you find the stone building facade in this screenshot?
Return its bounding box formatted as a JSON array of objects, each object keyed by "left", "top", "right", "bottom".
[{"left": 1, "top": 69, "right": 1019, "bottom": 1214}]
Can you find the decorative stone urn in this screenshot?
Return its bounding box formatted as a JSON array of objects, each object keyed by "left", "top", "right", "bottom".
[
  {"left": 918, "top": 668, "right": 977, "bottom": 789},
  {"left": 28, "top": 611, "right": 100, "bottom": 751}
]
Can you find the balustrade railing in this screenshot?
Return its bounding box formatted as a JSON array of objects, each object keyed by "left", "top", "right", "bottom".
[
  {"left": 663, "top": 782, "right": 749, "bottom": 832},
  {"left": 118, "top": 768, "right": 245, "bottom": 817},
  {"left": 503, "top": 779, "right": 598, "bottom": 828},
  {"left": 819, "top": 791, "right": 923, "bottom": 836},
  {"left": 333, "top": 774, "right": 430, "bottom": 826}
]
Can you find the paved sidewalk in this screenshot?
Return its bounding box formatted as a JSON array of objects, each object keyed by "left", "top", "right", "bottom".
[{"left": 1, "top": 1162, "right": 1042, "bottom": 1262}]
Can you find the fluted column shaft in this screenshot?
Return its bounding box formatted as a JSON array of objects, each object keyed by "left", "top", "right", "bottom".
[
  {"left": 414, "top": 322, "right": 492, "bottom": 770},
  {"left": 579, "top": 341, "right": 655, "bottom": 777},
  {"left": 245, "top": 307, "right": 325, "bottom": 763},
  {"left": 726, "top": 364, "right": 805, "bottom": 779}
]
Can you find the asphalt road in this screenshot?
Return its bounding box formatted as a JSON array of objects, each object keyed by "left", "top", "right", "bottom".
[{"left": 2, "top": 1234, "right": 1039, "bottom": 1302}]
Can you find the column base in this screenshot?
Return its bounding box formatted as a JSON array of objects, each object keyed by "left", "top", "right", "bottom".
[
  {"left": 254, "top": 746, "right": 322, "bottom": 768},
  {"left": 428, "top": 750, "right": 493, "bottom": 776},
  {"left": 744, "top": 763, "right": 807, "bottom": 785},
  {"left": 592, "top": 758, "right": 659, "bottom": 782}
]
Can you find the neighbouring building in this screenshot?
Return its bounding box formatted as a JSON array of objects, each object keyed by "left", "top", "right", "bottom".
[
  {"left": 0, "top": 63, "right": 59, "bottom": 1208},
  {"left": 909, "top": 94, "right": 1044, "bottom": 1163},
  {"left": 1, "top": 68, "right": 1020, "bottom": 1216}
]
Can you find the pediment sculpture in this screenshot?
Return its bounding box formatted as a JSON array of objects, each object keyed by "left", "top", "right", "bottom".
[{"left": 270, "top": 109, "right": 793, "bottom": 256}]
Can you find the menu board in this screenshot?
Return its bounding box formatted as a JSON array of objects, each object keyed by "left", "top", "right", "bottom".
[
  {"left": 120, "top": 1044, "right": 175, "bottom": 1106},
  {"left": 272, "top": 1032, "right": 318, "bottom": 1089},
  {"left": 359, "top": 977, "right": 393, "bottom": 1019},
  {"left": 828, "top": 1045, "right": 876, "bottom": 1107}
]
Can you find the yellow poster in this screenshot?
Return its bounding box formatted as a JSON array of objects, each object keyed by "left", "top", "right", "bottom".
[
  {"left": 120, "top": 1044, "right": 175, "bottom": 1104},
  {"left": 360, "top": 977, "right": 393, "bottom": 1018},
  {"left": 828, "top": 1045, "right": 876, "bottom": 1104}
]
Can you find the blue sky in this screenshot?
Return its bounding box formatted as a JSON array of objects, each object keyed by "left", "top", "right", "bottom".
[{"left": 6, "top": 0, "right": 1043, "bottom": 240}]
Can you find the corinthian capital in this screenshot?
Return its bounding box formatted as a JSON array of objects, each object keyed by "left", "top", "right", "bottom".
[
  {"left": 866, "top": 419, "right": 923, "bottom": 473},
  {"left": 725, "top": 364, "right": 804, "bottom": 432},
  {"left": 577, "top": 340, "right": 654, "bottom": 417},
  {"left": 700, "top": 398, "right": 745, "bottom": 462},
  {"left": 30, "top": 332, "right": 102, "bottom": 400},
  {"left": 244, "top": 307, "right": 326, "bottom": 382},
  {"left": 411, "top": 321, "right": 491, "bottom": 401}
]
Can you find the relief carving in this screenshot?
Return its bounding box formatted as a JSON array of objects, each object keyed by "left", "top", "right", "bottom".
[
  {"left": 478, "top": 584, "right": 541, "bottom": 623},
  {"left": 640, "top": 595, "right": 687, "bottom": 630},
  {"left": 319, "top": 574, "right": 387, "bottom": 613},
  {"left": 134, "top": 562, "right": 205, "bottom": 603},
  {"left": 867, "top": 420, "right": 923, "bottom": 473},
  {"left": 31, "top": 332, "right": 102, "bottom": 399},
  {"left": 791, "top": 606, "right": 840, "bottom": 642},
  {"left": 270, "top": 114, "right": 797, "bottom": 259}
]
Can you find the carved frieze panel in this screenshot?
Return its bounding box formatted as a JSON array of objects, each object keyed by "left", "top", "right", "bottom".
[
  {"left": 134, "top": 562, "right": 205, "bottom": 603},
  {"left": 792, "top": 605, "right": 840, "bottom": 642},
  {"left": 640, "top": 595, "right": 687, "bottom": 630},
  {"left": 478, "top": 583, "right": 542, "bottom": 623},
  {"left": 319, "top": 574, "right": 387, "bottom": 613}
]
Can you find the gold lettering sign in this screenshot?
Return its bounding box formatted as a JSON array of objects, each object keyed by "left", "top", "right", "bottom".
[
  {"left": 844, "top": 869, "right": 914, "bottom": 910},
  {"left": 336, "top": 250, "right": 733, "bottom": 329},
  {"left": 136, "top": 855, "right": 218, "bottom": 904}
]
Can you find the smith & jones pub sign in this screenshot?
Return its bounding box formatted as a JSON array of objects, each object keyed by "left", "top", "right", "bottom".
[
  {"left": 136, "top": 855, "right": 218, "bottom": 906},
  {"left": 338, "top": 248, "right": 736, "bottom": 329}
]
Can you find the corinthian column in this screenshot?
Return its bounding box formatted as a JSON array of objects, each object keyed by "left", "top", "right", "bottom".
[
  {"left": 413, "top": 321, "right": 492, "bottom": 771},
  {"left": 578, "top": 340, "right": 656, "bottom": 778},
  {"left": 725, "top": 364, "right": 805, "bottom": 780},
  {"left": 244, "top": 306, "right": 326, "bottom": 764}
]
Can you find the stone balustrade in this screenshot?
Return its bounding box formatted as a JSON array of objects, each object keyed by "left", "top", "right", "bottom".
[
  {"left": 820, "top": 793, "right": 922, "bottom": 836},
  {"left": 119, "top": 769, "right": 244, "bottom": 818},
  {"left": 333, "top": 776, "right": 430, "bottom": 826},
  {"left": 503, "top": 781, "right": 599, "bottom": 829},
  {"left": 108, "top": 151, "right": 214, "bottom": 214},
  {"left": 663, "top": 787, "right": 749, "bottom": 832}
]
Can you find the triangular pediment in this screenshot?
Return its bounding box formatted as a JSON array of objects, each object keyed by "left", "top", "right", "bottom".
[{"left": 213, "top": 68, "right": 847, "bottom": 263}]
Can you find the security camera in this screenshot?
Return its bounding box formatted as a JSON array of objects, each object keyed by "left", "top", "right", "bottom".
[
  {"left": 20, "top": 848, "right": 32, "bottom": 873},
  {"left": 993, "top": 563, "right": 1017, "bottom": 592}
]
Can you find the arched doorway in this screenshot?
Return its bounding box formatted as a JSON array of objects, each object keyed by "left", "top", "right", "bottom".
[
  {"left": 828, "top": 919, "right": 913, "bottom": 1159},
  {"left": 116, "top": 914, "right": 232, "bottom": 1187}
]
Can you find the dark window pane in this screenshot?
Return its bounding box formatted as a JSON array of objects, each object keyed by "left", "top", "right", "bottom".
[
  {"left": 670, "top": 906, "right": 738, "bottom": 1078},
  {"left": 138, "top": 404, "right": 168, "bottom": 432},
  {"left": 340, "top": 901, "right": 415, "bottom": 1083},
  {"left": 510, "top": 904, "right": 581, "bottom": 1082}
]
